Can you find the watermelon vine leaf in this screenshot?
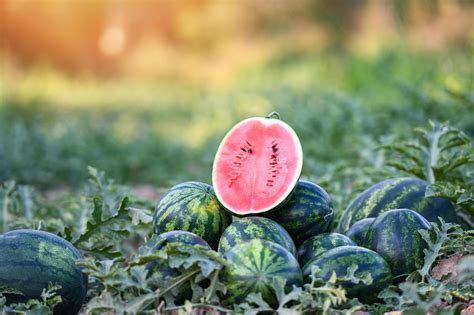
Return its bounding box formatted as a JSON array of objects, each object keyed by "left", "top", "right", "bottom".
[
  {"left": 72, "top": 196, "right": 130, "bottom": 258},
  {"left": 380, "top": 220, "right": 473, "bottom": 313},
  {"left": 382, "top": 122, "right": 474, "bottom": 220},
  {"left": 86, "top": 166, "right": 128, "bottom": 216},
  {"left": 77, "top": 258, "right": 124, "bottom": 283},
  {"left": 296, "top": 266, "right": 368, "bottom": 314},
  {"left": 338, "top": 264, "right": 373, "bottom": 286},
  {"left": 239, "top": 293, "right": 274, "bottom": 315},
  {"left": 426, "top": 182, "right": 474, "bottom": 218},
  {"left": 383, "top": 121, "right": 473, "bottom": 184},
  {"left": 84, "top": 290, "right": 125, "bottom": 313},
  {"left": 127, "top": 206, "right": 154, "bottom": 225},
  {"left": 79, "top": 240, "right": 228, "bottom": 313},
  {"left": 163, "top": 243, "right": 227, "bottom": 304},
  {"left": 0, "top": 283, "right": 62, "bottom": 314},
  {"left": 272, "top": 278, "right": 303, "bottom": 311},
  {"left": 129, "top": 234, "right": 168, "bottom": 266},
  {"left": 379, "top": 280, "right": 450, "bottom": 313},
  {"left": 239, "top": 278, "right": 302, "bottom": 315},
  {"left": 412, "top": 219, "right": 462, "bottom": 282},
  {"left": 40, "top": 283, "right": 63, "bottom": 310}
]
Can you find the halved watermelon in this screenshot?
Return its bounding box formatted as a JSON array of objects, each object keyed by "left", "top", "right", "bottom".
[{"left": 212, "top": 113, "right": 303, "bottom": 215}]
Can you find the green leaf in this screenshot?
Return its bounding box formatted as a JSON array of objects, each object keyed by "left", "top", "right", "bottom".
[
  {"left": 338, "top": 264, "right": 373, "bottom": 285},
  {"left": 41, "top": 283, "right": 62, "bottom": 309},
  {"left": 72, "top": 196, "right": 130, "bottom": 257},
  {"left": 0, "top": 286, "right": 24, "bottom": 296},
  {"left": 414, "top": 219, "right": 461, "bottom": 281},
  {"left": 85, "top": 290, "right": 125, "bottom": 312},
  {"left": 240, "top": 293, "right": 273, "bottom": 315},
  {"left": 166, "top": 243, "right": 226, "bottom": 278},
  {"left": 383, "top": 122, "right": 473, "bottom": 185},
  {"left": 127, "top": 206, "right": 154, "bottom": 225}
]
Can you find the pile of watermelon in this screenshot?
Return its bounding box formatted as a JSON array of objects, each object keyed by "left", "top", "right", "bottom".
[
  {"left": 150, "top": 112, "right": 461, "bottom": 306},
  {"left": 0, "top": 112, "right": 463, "bottom": 312}
]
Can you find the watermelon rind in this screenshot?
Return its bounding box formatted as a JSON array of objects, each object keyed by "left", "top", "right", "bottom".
[
  {"left": 297, "top": 233, "right": 355, "bottom": 267},
  {"left": 152, "top": 182, "right": 232, "bottom": 249},
  {"left": 337, "top": 177, "right": 458, "bottom": 234},
  {"left": 264, "top": 180, "right": 334, "bottom": 245},
  {"left": 221, "top": 239, "right": 303, "bottom": 307},
  {"left": 153, "top": 230, "right": 211, "bottom": 250},
  {"left": 302, "top": 245, "right": 392, "bottom": 303},
  {"left": 0, "top": 229, "right": 88, "bottom": 314},
  {"left": 212, "top": 116, "right": 303, "bottom": 215},
  {"left": 364, "top": 208, "right": 432, "bottom": 279},
  {"left": 218, "top": 216, "right": 296, "bottom": 256},
  {"left": 345, "top": 218, "right": 375, "bottom": 246}
]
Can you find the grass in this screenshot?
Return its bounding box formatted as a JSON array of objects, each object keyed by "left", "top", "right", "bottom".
[
  {"left": 1, "top": 45, "right": 473, "bottom": 314},
  {"left": 0, "top": 48, "right": 472, "bottom": 192}
]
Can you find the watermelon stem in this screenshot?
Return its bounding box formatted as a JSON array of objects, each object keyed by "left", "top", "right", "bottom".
[
  {"left": 159, "top": 268, "right": 200, "bottom": 296},
  {"left": 266, "top": 112, "right": 280, "bottom": 120},
  {"left": 165, "top": 303, "right": 232, "bottom": 313},
  {"left": 204, "top": 270, "right": 220, "bottom": 303}
]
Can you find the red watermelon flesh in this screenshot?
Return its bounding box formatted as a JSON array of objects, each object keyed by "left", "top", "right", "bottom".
[{"left": 212, "top": 115, "right": 303, "bottom": 215}]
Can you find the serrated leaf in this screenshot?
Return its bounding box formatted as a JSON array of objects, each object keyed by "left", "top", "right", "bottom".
[
  {"left": 127, "top": 206, "right": 154, "bottom": 225},
  {"left": 383, "top": 122, "right": 473, "bottom": 187},
  {"left": 124, "top": 291, "right": 161, "bottom": 313},
  {"left": 239, "top": 293, "right": 273, "bottom": 315},
  {"left": 166, "top": 243, "right": 226, "bottom": 278},
  {"left": 77, "top": 258, "right": 124, "bottom": 282},
  {"left": 0, "top": 286, "right": 24, "bottom": 296},
  {"left": 272, "top": 278, "right": 302, "bottom": 314},
  {"left": 338, "top": 264, "right": 373, "bottom": 285},
  {"left": 85, "top": 290, "right": 125, "bottom": 312},
  {"left": 73, "top": 197, "right": 129, "bottom": 251}
]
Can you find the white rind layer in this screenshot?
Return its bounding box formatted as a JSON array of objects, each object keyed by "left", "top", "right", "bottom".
[{"left": 212, "top": 116, "right": 303, "bottom": 215}]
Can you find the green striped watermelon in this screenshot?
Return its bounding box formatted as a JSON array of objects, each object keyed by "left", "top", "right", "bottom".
[
  {"left": 364, "top": 209, "right": 432, "bottom": 279},
  {"left": 0, "top": 229, "right": 87, "bottom": 314},
  {"left": 218, "top": 216, "right": 296, "bottom": 256},
  {"left": 221, "top": 239, "right": 303, "bottom": 306},
  {"left": 152, "top": 231, "right": 211, "bottom": 250},
  {"left": 297, "top": 233, "right": 355, "bottom": 267},
  {"left": 345, "top": 218, "right": 375, "bottom": 246},
  {"left": 264, "top": 180, "right": 334, "bottom": 245},
  {"left": 302, "top": 246, "right": 392, "bottom": 303},
  {"left": 337, "top": 177, "right": 458, "bottom": 234},
  {"left": 153, "top": 182, "right": 232, "bottom": 249}
]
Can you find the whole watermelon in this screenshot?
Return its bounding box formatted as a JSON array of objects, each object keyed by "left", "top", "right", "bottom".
[
  {"left": 337, "top": 177, "right": 458, "bottom": 233},
  {"left": 0, "top": 229, "right": 88, "bottom": 314},
  {"left": 151, "top": 231, "right": 211, "bottom": 250},
  {"left": 303, "top": 246, "right": 391, "bottom": 303},
  {"left": 146, "top": 231, "right": 211, "bottom": 304},
  {"left": 263, "top": 180, "right": 334, "bottom": 245},
  {"left": 153, "top": 182, "right": 232, "bottom": 249},
  {"left": 297, "top": 233, "right": 355, "bottom": 266},
  {"left": 218, "top": 216, "right": 296, "bottom": 255},
  {"left": 364, "top": 209, "right": 432, "bottom": 279},
  {"left": 221, "top": 239, "right": 303, "bottom": 306},
  {"left": 345, "top": 218, "right": 375, "bottom": 246}
]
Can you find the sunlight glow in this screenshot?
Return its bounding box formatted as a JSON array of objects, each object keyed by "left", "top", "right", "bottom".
[{"left": 99, "top": 25, "right": 126, "bottom": 56}]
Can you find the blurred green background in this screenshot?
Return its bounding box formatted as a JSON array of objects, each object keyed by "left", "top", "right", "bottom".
[{"left": 0, "top": 0, "right": 473, "bottom": 190}]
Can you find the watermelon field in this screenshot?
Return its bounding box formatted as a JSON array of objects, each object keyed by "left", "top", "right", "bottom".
[{"left": 1, "top": 1, "right": 474, "bottom": 314}]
